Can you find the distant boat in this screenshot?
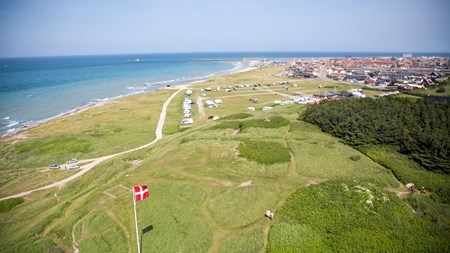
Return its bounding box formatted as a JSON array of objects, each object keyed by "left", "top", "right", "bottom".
[{"left": 128, "top": 58, "right": 141, "bottom": 62}]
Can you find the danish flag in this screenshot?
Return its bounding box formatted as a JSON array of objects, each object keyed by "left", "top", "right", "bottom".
[{"left": 134, "top": 186, "right": 149, "bottom": 202}]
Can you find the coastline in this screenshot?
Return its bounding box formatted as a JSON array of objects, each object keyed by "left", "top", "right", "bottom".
[{"left": 1, "top": 59, "right": 259, "bottom": 138}]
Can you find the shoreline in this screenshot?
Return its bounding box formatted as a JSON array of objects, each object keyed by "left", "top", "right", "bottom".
[{"left": 1, "top": 59, "right": 260, "bottom": 138}]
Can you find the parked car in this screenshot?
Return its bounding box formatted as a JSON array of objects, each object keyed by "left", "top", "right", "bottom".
[
  {"left": 68, "top": 158, "right": 78, "bottom": 164},
  {"left": 68, "top": 164, "right": 80, "bottom": 170},
  {"left": 49, "top": 164, "right": 60, "bottom": 169}
]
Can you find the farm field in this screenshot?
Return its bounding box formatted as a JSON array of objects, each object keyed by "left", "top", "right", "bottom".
[{"left": 1, "top": 65, "right": 448, "bottom": 252}]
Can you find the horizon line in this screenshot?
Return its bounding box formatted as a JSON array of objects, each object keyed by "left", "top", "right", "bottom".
[{"left": 1, "top": 50, "right": 450, "bottom": 59}]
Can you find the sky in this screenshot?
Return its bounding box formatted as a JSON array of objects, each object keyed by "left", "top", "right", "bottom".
[{"left": 0, "top": 0, "right": 449, "bottom": 57}]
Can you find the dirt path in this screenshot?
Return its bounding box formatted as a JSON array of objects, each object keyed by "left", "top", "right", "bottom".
[
  {"left": 197, "top": 96, "right": 205, "bottom": 117},
  {"left": 0, "top": 88, "right": 185, "bottom": 201},
  {"left": 263, "top": 89, "right": 297, "bottom": 99},
  {"left": 71, "top": 218, "right": 83, "bottom": 253}
]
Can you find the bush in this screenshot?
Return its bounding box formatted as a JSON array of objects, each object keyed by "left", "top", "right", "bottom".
[
  {"left": 349, "top": 155, "right": 361, "bottom": 161},
  {"left": 268, "top": 180, "right": 450, "bottom": 252},
  {"left": 210, "top": 121, "right": 241, "bottom": 130},
  {"left": 241, "top": 116, "right": 290, "bottom": 130},
  {"left": 303, "top": 97, "right": 450, "bottom": 173},
  {"left": 0, "top": 198, "right": 24, "bottom": 213},
  {"left": 436, "top": 87, "right": 446, "bottom": 93},
  {"left": 220, "top": 113, "right": 252, "bottom": 120},
  {"left": 238, "top": 140, "right": 291, "bottom": 164}
]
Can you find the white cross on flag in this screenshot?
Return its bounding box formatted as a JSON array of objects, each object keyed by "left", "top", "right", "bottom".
[{"left": 134, "top": 186, "right": 149, "bottom": 202}]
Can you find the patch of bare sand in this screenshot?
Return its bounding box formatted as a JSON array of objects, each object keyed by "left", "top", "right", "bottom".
[
  {"left": 239, "top": 180, "right": 252, "bottom": 187},
  {"left": 128, "top": 160, "right": 142, "bottom": 165}
]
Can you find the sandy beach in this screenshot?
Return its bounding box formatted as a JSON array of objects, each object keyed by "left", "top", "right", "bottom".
[{"left": 2, "top": 59, "right": 262, "bottom": 139}]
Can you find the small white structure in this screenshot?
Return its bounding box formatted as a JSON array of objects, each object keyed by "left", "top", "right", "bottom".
[
  {"left": 406, "top": 183, "right": 415, "bottom": 189},
  {"left": 212, "top": 116, "right": 220, "bottom": 121},
  {"left": 262, "top": 106, "right": 273, "bottom": 111},
  {"left": 205, "top": 87, "right": 212, "bottom": 91},
  {"left": 180, "top": 118, "right": 193, "bottom": 125},
  {"left": 186, "top": 90, "right": 193, "bottom": 96},
  {"left": 273, "top": 100, "right": 283, "bottom": 105},
  {"left": 248, "top": 107, "right": 255, "bottom": 111},
  {"left": 226, "top": 89, "right": 232, "bottom": 92},
  {"left": 216, "top": 87, "right": 221, "bottom": 91},
  {"left": 265, "top": 210, "right": 274, "bottom": 220},
  {"left": 205, "top": 100, "right": 218, "bottom": 108},
  {"left": 348, "top": 89, "right": 366, "bottom": 98},
  {"left": 202, "top": 93, "right": 207, "bottom": 97},
  {"left": 284, "top": 100, "right": 295, "bottom": 105},
  {"left": 214, "top": 99, "right": 223, "bottom": 104}
]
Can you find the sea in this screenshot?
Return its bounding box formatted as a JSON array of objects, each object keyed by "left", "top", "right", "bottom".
[{"left": 1, "top": 51, "right": 449, "bottom": 136}]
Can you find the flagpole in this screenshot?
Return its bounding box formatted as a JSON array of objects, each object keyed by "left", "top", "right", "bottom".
[{"left": 133, "top": 190, "right": 141, "bottom": 253}]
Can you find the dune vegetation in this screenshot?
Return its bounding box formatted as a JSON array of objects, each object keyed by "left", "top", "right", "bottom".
[{"left": 0, "top": 65, "right": 448, "bottom": 252}]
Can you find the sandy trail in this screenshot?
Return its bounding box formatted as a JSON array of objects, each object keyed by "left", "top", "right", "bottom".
[
  {"left": 0, "top": 88, "right": 185, "bottom": 201},
  {"left": 197, "top": 96, "right": 205, "bottom": 117}
]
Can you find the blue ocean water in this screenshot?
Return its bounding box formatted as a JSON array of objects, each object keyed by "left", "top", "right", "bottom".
[{"left": 0, "top": 52, "right": 448, "bottom": 136}]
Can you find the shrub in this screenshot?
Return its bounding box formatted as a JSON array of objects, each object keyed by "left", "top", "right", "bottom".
[
  {"left": 349, "top": 155, "right": 361, "bottom": 161},
  {"left": 241, "top": 116, "right": 290, "bottom": 130},
  {"left": 268, "top": 180, "right": 450, "bottom": 252},
  {"left": 0, "top": 198, "right": 24, "bottom": 213},
  {"left": 436, "top": 87, "right": 446, "bottom": 93},
  {"left": 221, "top": 113, "right": 252, "bottom": 120},
  {"left": 238, "top": 140, "right": 291, "bottom": 164},
  {"left": 210, "top": 121, "right": 241, "bottom": 130}
]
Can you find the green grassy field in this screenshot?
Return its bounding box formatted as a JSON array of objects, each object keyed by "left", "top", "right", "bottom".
[
  {"left": 0, "top": 65, "right": 448, "bottom": 252},
  {"left": 0, "top": 90, "right": 175, "bottom": 197}
]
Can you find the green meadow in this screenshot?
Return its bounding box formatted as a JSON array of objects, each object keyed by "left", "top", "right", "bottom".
[{"left": 0, "top": 65, "right": 448, "bottom": 252}]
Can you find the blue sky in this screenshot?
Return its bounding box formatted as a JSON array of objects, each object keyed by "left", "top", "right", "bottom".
[{"left": 0, "top": 0, "right": 449, "bottom": 57}]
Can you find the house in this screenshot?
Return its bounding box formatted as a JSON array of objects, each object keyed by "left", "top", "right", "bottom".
[
  {"left": 186, "top": 90, "right": 193, "bottom": 96},
  {"left": 345, "top": 75, "right": 369, "bottom": 83},
  {"left": 421, "top": 78, "right": 436, "bottom": 86},
  {"left": 212, "top": 116, "right": 220, "bottom": 120},
  {"left": 262, "top": 106, "right": 273, "bottom": 111},
  {"left": 216, "top": 87, "right": 221, "bottom": 91},
  {"left": 205, "top": 87, "right": 212, "bottom": 91},
  {"left": 248, "top": 107, "right": 255, "bottom": 111},
  {"left": 214, "top": 99, "right": 223, "bottom": 104}
]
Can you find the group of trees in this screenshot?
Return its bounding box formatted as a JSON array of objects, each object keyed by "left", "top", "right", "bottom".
[{"left": 303, "top": 97, "right": 449, "bottom": 174}]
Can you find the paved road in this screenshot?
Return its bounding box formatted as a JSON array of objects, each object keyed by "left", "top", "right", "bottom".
[{"left": 0, "top": 88, "right": 185, "bottom": 201}]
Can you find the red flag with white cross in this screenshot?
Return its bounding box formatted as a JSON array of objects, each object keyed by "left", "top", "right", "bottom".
[{"left": 134, "top": 186, "right": 149, "bottom": 202}]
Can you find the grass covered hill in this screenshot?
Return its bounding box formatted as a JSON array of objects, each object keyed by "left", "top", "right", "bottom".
[{"left": 0, "top": 65, "right": 449, "bottom": 252}]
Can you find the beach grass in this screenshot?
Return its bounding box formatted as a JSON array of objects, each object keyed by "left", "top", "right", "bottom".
[
  {"left": 0, "top": 89, "right": 175, "bottom": 196},
  {"left": 0, "top": 65, "right": 448, "bottom": 252}
]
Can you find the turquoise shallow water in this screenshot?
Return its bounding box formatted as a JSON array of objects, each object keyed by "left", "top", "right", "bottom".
[
  {"left": 0, "top": 53, "right": 241, "bottom": 135},
  {"left": 0, "top": 52, "right": 448, "bottom": 136}
]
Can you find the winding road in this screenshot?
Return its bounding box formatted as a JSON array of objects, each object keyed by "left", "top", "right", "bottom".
[{"left": 0, "top": 88, "right": 185, "bottom": 201}]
